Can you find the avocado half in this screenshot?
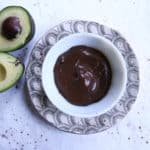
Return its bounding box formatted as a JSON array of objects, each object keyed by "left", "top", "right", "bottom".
[
  {"left": 0, "top": 52, "right": 24, "bottom": 92},
  {"left": 0, "top": 6, "right": 35, "bottom": 52}
]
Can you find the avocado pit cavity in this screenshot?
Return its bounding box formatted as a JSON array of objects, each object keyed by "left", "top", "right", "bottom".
[
  {"left": 2, "top": 16, "right": 22, "bottom": 40},
  {"left": 0, "top": 64, "right": 6, "bottom": 81}
]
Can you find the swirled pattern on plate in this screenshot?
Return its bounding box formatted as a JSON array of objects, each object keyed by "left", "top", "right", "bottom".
[{"left": 26, "top": 20, "right": 139, "bottom": 134}]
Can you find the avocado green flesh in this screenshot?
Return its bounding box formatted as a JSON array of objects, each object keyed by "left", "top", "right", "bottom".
[
  {"left": 0, "top": 64, "right": 6, "bottom": 81},
  {"left": 0, "top": 6, "right": 32, "bottom": 52},
  {"left": 0, "top": 53, "right": 24, "bottom": 92}
]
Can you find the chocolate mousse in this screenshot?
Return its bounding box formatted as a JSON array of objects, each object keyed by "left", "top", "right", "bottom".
[{"left": 54, "top": 46, "right": 112, "bottom": 106}]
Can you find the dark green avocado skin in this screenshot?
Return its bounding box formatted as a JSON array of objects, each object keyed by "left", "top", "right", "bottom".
[
  {"left": 0, "top": 6, "right": 35, "bottom": 52},
  {"left": 26, "top": 14, "right": 35, "bottom": 45}
]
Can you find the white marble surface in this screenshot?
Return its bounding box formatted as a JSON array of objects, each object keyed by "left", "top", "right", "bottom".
[{"left": 0, "top": 0, "right": 150, "bottom": 149}]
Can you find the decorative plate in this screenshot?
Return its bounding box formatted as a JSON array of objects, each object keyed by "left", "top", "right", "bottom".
[{"left": 26, "top": 20, "right": 139, "bottom": 134}]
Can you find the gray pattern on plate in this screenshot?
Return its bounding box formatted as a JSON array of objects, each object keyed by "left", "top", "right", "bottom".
[{"left": 26, "top": 20, "right": 139, "bottom": 134}]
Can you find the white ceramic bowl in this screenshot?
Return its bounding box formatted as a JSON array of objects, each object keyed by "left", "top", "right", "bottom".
[{"left": 42, "top": 33, "right": 127, "bottom": 118}]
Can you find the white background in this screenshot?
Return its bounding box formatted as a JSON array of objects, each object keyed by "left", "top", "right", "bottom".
[{"left": 0, "top": 0, "right": 150, "bottom": 149}]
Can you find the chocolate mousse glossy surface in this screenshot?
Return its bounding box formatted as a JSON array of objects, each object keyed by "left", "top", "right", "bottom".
[{"left": 54, "top": 46, "right": 112, "bottom": 106}]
